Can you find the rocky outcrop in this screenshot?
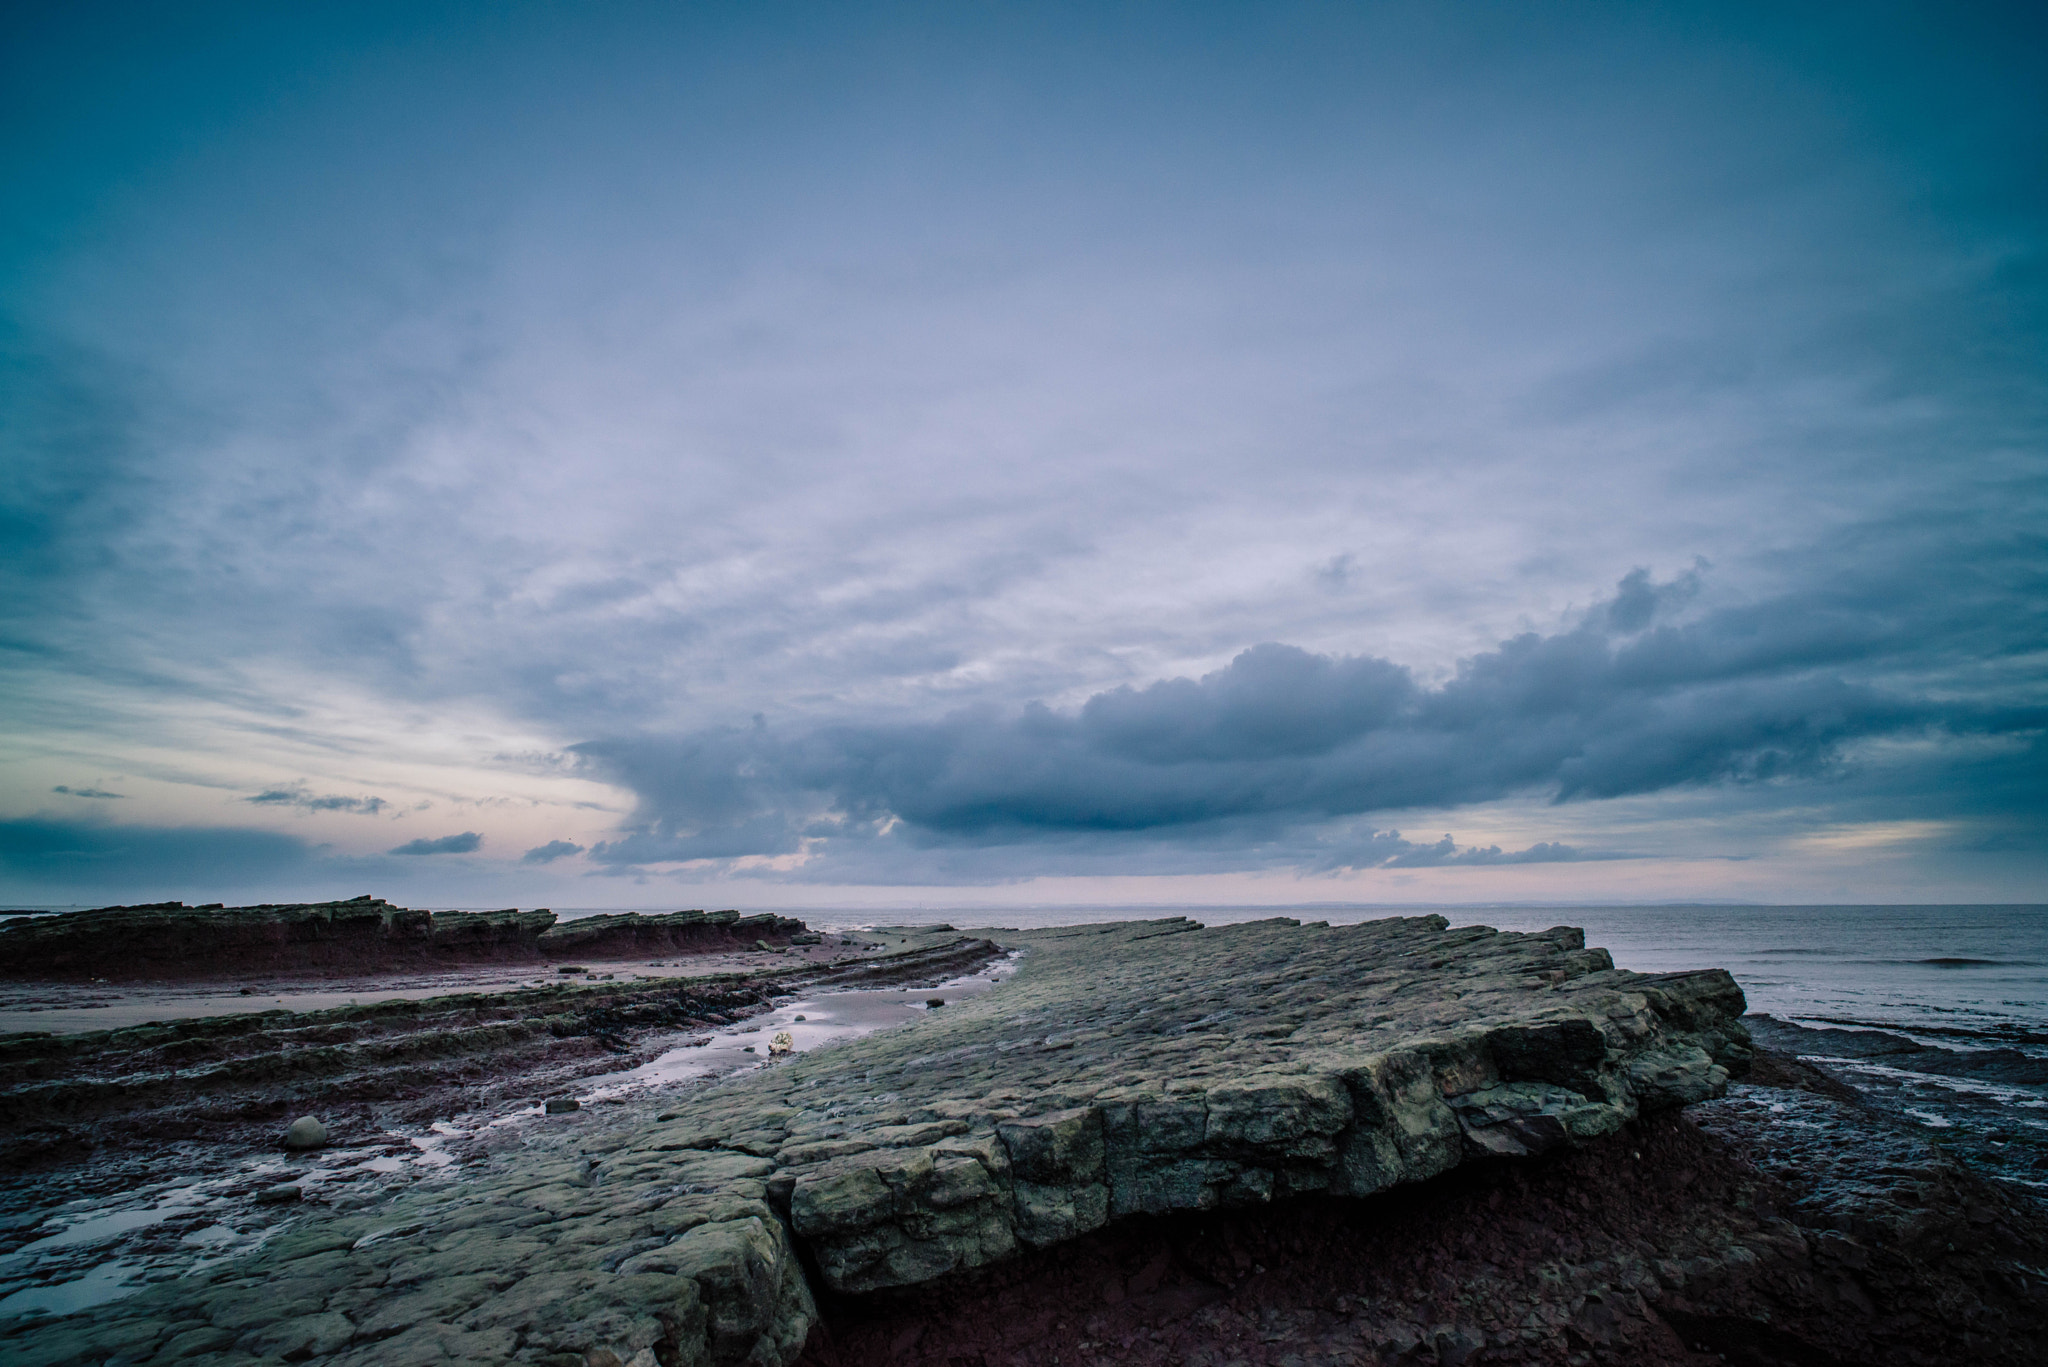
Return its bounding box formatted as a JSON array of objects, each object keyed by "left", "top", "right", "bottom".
[
  {"left": 767, "top": 917, "right": 1747, "bottom": 1303},
  {"left": 0, "top": 899, "right": 810, "bottom": 981},
  {"left": 0, "top": 916, "right": 1750, "bottom": 1367},
  {"left": 539, "top": 910, "right": 808, "bottom": 960},
  {"left": 802, "top": 1071, "right": 2048, "bottom": 1367}
]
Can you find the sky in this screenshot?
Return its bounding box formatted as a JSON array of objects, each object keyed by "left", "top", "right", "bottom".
[{"left": 2, "top": 1, "right": 2044, "bottom": 910}]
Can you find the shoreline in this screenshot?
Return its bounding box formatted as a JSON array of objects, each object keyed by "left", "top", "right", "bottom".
[{"left": 1, "top": 916, "right": 2043, "bottom": 1365}]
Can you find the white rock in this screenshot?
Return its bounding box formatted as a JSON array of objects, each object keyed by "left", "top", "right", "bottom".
[{"left": 283, "top": 1115, "right": 328, "bottom": 1150}]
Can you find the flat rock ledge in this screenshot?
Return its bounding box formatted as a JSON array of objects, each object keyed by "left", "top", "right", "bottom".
[{"left": 1, "top": 915, "right": 1750, "bottom": 1367}]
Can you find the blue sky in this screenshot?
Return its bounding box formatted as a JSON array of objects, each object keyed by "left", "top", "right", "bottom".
[{"left": 2, "top": 2, "right": 2043, "bottom": 908}]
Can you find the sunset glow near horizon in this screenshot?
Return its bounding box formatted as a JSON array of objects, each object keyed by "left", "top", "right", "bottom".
[{"left": 3, "top": 2, "right": 2043, "bottom": 909}]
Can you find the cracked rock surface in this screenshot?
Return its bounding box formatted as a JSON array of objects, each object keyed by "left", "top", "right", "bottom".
[{"left": 0, "top": 915, "right": 1750, "bottom": 1367}]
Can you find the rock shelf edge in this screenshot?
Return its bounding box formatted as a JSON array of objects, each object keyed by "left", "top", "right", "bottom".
[{"left": 0, "top": 915, "right": 1751, "bottom": 1367}]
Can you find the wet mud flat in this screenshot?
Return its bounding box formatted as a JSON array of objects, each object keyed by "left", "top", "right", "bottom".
[{"left": 0, "top": 931, "right": 996, "bottom": 1169}]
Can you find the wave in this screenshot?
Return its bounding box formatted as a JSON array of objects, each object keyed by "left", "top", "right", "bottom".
[
  {"left": 1791, "top": 1013, "right": 2048, "bottom": 1051},
  {"left": 1740, "top": 948, "right": 1843, "bottom": 956}
]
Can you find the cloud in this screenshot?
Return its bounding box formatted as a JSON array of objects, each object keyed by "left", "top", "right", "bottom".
[
  {"left": 0, "top": 818, "right": 313, "bottom": 887},
  {"left": 1319, "top": 831, "right": 1601, "bottom": 871},
  {"left": 571, "top": 571, "right": 2019, "bottom": 879},
  {"left": 246, "top": 787, "right": 389, "bottom": 815},
  {"left": 389, "top": 832, "right": 482, "bottom": 856},
  {"left": 521, "top": 839, "right": 584, "bottom": 864},
  {"left": 0, "top": 5, "right": 2042, "bottom": 902},
  {"left": 52, "top": 785, "right": 125, "bottom": 799}
]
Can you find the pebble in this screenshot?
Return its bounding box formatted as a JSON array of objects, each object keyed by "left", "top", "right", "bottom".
[{"left": 282, "top": 1115, "right": 328, "bottom": 1150}]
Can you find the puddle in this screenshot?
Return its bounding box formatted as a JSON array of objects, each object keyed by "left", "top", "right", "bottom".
[
  {"left": 583, "top": 951, "right": 1022, "bottom": 1102},
  {"left": 0, "top": 1137, "right": 459, "bottom": 1320},
  {"left": 0, "top": 1261, "right": 144, "bottom": 1319},
  {"left": 12, "top": 1207, "right": 175, "bottom": 1254}
]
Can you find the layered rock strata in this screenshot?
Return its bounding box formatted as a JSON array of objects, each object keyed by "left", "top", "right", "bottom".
[
  {"left": 0, "top": 937, "right": 998, "bottom": 1156},
  {"left": 0, "top": 915, "right": 1749, "bottom": 1367},
  {"left": 806, "top": 1075, "right": 2048, "bottom": 1367},
  {"left": 0, "top": 899, "right": 810, "bottom": 980}
]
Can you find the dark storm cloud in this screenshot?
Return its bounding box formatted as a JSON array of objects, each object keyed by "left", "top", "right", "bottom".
[
  {"left": 1319, "top": 832, "right": 1596, "bottom": 872},
  {"left": 521, "top": 839, "right": 584, "bottom": 864},
  {"left": 574, "top": 571, "right": 2017, "bottom": 877},
  {"left": 389, "top": 832, "right": 482, "bottom": 856},
  {"left": 247, "top": 787, "right": 388, "bottom": 815},
  {"left": 0, "top": 818, "right": 313, "bottom": 886}
]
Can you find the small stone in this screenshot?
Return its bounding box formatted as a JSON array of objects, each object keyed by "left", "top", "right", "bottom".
[
  {"left": 793, "top": 1014, "right": 807, "bottom": 1022},
  {"left": 545, "top": 1097, "right": 581, "bottom": 1114},
  {"left": 557, "top": 965, "right": 586, "bottom": 974},
  {"left": 927, "top": 999, "right": 945, "bottom": 1008},
  {"left": 283, "top": 1115, "right": 328, "bottom": 1150},
  {"left": 255, "top": 1183, "right": 302, "bottom": 1205}
]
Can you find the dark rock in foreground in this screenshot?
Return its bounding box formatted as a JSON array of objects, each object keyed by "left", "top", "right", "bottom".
[
  {"left": 0, "top": 897, "right": 810, "bottom": 980},
  {"left": 806, "top": 1076, "right": 2048, "bottom": 1367},
  {"left": 0, "top": 915, "right": 1750, "bottom": 1367}
]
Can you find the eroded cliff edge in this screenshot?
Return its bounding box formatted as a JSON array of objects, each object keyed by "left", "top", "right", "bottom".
[
  {"left": 1, "top": 915, "right": 1752, "bottom": 1367},
  {"left": 0, "top": 899, "right": 811, "bottom": 980}
]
